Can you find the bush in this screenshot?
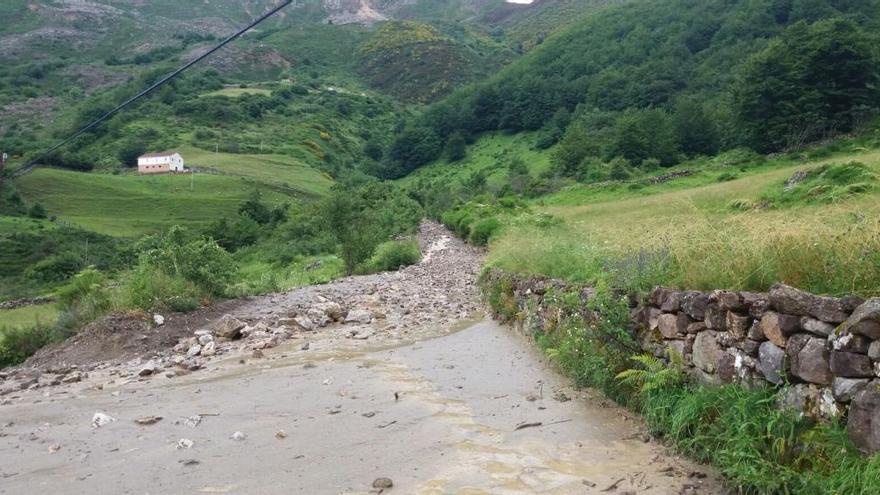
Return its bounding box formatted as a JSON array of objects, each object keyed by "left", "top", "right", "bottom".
[
  {"left": 469, "top": 217, "right": 501, "bottom": 246},
  {"left": 361, "top": 240, "right": 420, "bottom": 273},
  {"left": 26, "top": 252, "right": 83, "bottom": 282},
  {"left": 0, "top": 324, "right": 53, "bottom": 368},
  {"left": 127, "top": 268, "right": 202, "bottom": 312},
  {"left": 135, "top": 226, "right": 236, "bottom": 296},
  {"left": 55, "top": 268, "right": 115, "bottom": 335},
  {"left": 27, "top": 203, "right": 47, "bottom": 219}
]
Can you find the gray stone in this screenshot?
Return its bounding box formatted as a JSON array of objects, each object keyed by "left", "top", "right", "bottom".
[
  {"left": 742, "top": 292, "right": 771, "bottom": 319},
  {"left": 786, "top": 334, "right": 832, "bottom": 385},
  {"left": 769, "top": 284, "right": 814, "bottom": 315},
  {"left": 847, "top": 383, "right": 880, "bottom": 454},
  {"left": 747, "top": 320, "right": 766, "bottom": 341},
  {"left": 760, "top": 312, "right": 801, "bottom": 347},
  {"left": 646, "top": 307, "right": 662, "bottom": 331},
  {"left": 830, "top": 351, "right": 874, "bottom": 378},
  {"left": 829, "top": 332, "right": 870, "bottom": 354},
  {"left": 686, "top": 321, "right": 707, "bottom": 334},
  {"left": 186, "top": 344, "right": 202, "bottom": 358},
  {"left": 138, "top": 360, "right": 158, "bottom": 377},
  {"left": 660, "top": 291, "right": 684, "bottom": 312},
  {"left": 769, "top": 284, "right": 850, "bottom": 323},
  {"left": 692, "top": 331, "right": 724, "bottom": 374},
  {"left": 718, "top": 353, "right": 737, "bottom": 383},
  {"left": 658, "top": 313, "right": 691, "bottom": 339},
  {"left": 778, "top": 384, "right": 840, "bottom": 420},
  {"left": 649, "top": 287, "right": 672, "bottom": 307},
  {"left": 711, "top": 290, "right": 743, "bottom": 311},
  {"left": 666, "top": 340, "right": 690, "bottom": 361},
  {"left": 838, "top": 298, "right": 880, "bottom": 340},
  {"left": 758, "top": 341, "right": 786, "bottom": 385},
  {"left": 681, "top": 292, "right": 710, "bottom": 320},
  {"left": 201, "top": 341, "right": 217, "bottom": 357},
  {"left": 869, "top": 341, "right": 880, "bottom": 360},
  {"left": 344, "top": 309, "right": 373, "bottom": 325},
  {"left": 726, "top": 312, "right": 751, "bottom": 339},
  {"left": 801, "top": 317, "right": 834, "bottom": 337},
  {"left": 738, "top": 339, "right": 761, "bottom": 357},
  {"left": 212, "top": 315, "right": 246, "bottom": 340},
  {"left": 832, "top": 377, "right": 870, "bottom": 402},
  {"left": 704, "top": 305, "right": 727, "bottom": 331}
]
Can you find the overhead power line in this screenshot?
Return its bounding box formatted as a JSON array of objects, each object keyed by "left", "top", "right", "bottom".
[{"left": 13, "top": 0, "right": 293, "bottom": 177}]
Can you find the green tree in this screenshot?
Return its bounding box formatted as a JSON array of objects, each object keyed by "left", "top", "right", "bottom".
[
  {"left": 734, "top": 18, "right": 880, "bottom": 151},
  {"left": 673, "top": 98, "right": 720, "bottom": 156},
  {"left": 611, "top": 108, "right": 678, "bottom": 166},
  {"left": 444, "top": 131, "right": 467, "bottom": 162},
  {"left": 321, "top": 188, "right": 379, "bottom": 275}
]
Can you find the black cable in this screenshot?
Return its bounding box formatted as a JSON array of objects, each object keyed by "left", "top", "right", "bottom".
[{"left": 13, "top": 0, "right": 293, "bottom": 177}]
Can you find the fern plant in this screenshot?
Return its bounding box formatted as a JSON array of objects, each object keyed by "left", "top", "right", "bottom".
[{"left": 616, "top": 352, "right": 686, "bottom": 395}]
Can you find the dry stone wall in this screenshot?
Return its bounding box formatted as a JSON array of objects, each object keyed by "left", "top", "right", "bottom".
[{"left": 491, "top": 273, "right": 880, "bottom": 455}]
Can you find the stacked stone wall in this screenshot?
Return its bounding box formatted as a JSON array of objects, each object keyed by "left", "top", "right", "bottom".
[{"left": 488, "top": 272, "right": 880, "bottom": 455}]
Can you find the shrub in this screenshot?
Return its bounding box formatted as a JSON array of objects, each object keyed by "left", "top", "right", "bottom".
[
  {"left": 361, "top": 240, "right": 420, "bottom": 274},
  {"left": 469, "top": 217, "right": 501, "bottom": 246},
  {"left": 135, "top": 226, "right": 236, "bottom": 296},
  {"left": 55, "top": 268, "right": 116, "bottom": 335},
  {"left": 0, "top": 324, "right": 53, "bottom": 368},
  {"left": 26, "top": 252, "right": 83, "bottom": 282},
  {"left": 27, "top": 202, "right": 47, "bottom": 219},
  {"left": 127, "top": 268, "right": 202, "bottom": 312}
]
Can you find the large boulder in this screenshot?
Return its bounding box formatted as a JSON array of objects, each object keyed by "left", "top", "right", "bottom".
[
  {"left": 837, "top": 298, "right": 880, "bottom": 340},
  {"left": 847, "top": 383, "right": 880, "bottom": 454},
  {"left": 692, "top": 331, "right": 724, "bottom": 374},
  {"left": 786, "top": 334, "right": 831, "bottom": 385},
  {"left": 758, "top": 341, "right": 786, "bottom": 385},
  {"left": 212, "top": 315, "right": 246, "bottom": 340},
  {"left": 830, "top": 351, "right": 874, "bottom": 378},
  {"left": 759, "top": 312, "right": 801, "bottom": 347}
]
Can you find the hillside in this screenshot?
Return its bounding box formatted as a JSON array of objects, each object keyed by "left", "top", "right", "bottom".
[{"left": 384, "top": 0, "right": 880, "bottom": 178}]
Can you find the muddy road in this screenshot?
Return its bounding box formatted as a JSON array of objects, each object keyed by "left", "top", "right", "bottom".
[{"left": 0, "top": 223, "right": 722, "bottom": 494}]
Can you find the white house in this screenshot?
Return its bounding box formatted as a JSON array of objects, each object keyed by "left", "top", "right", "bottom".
[{"left": 137, "top": 152, "right": 185, "bottom": 175}]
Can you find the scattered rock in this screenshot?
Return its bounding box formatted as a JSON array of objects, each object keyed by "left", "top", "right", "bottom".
[
  {"left": 138, "top": 360, "right": 158, "bottom": 377},
  {"left": 275, "top": 430, "right": 287, "bottom": 439},
  {"left": 230, "top": 431, "right": 247, "bottom": 441},
  {"left": 91, "top": 412, "right": 115, "bottom": 428},
  {"left": 134, "top": 416, "right": 163, "bottom": 426},
  {"left": 201, "top": 341, "right": 217, "bottom": 357},
  {"left": 345, "top": 309, "right": 373, "bottom": 325},
  {"left": 212, "top": 315, "right": 246, "bottom": 340},
  {"left": 252, "top": 349, "right": 265, "bottom": 359},
  {"left": 177, "top": 438, "right": 194, "bottom": 449},
  {"left": 372, "top": 477, "right": 393, "bottom": 489},
  {"left": 186, "top": 344, "right": 202, "bottom": 358},
  {"left": 48, "top": 443, "right": 61, "bottom": 454},
  {"left": 153, "top": 314, "right": 165, "bottom": 326}
]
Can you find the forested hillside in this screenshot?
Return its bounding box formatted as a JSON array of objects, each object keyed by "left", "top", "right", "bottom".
[{"left": 384, "top": 0, "right": 880, "bottom": 179}]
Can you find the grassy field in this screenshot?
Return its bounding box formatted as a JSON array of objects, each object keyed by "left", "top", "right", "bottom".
[
  {"left": 179, "top": 146, "right": 333, "bottom": 196},
  {"left": 0, "top": 304, "right": 59, "bottom": 330},
  {"left": 14, "top": 168, "right": 297, "bottom": 237},
  {"left": 200, "top": 87, "right": 273, "bottom": 98},
  {"left": 487, "top": 145, "right": 880, "bottom": 297}
]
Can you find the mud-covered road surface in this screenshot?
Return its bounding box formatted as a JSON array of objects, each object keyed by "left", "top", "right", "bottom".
[{"left": 0, "top": 223, "right": 722, "bottom": 494}]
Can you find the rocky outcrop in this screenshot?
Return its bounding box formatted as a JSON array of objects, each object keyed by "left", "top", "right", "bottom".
[{"left": 486, "top": 274, "right": 880, "bottom": 455}]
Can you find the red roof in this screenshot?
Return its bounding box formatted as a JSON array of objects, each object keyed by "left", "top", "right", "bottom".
[{"left": 138, "top": 151, "right": 180, "bottom": 159}]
